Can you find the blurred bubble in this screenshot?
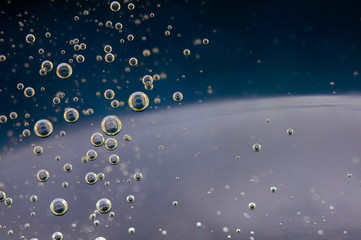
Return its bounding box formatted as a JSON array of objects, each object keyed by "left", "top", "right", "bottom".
[
  {"left": 183, "top": 49, "right": 190, "bottom": 56},
  {"left": 0, "top": 115, "right": 7, "bottom": 123},
  {"left": 142, "top": 75, "right": 153, "bottom": 85},
  {"left": 104, "top": 89, "right": 115, "bottom": 100},
  {"left": 26, "top": 34, "right": 36, "bottom": 43},
  {"left": 64, "top": 108, "right": 79, "bottom": 123},
  {"left": 34, "top": 119, "right": 53, "bottom": 138},
  {"left": 63, "top": 163, "right": 72, "bottom": 173},
  {"left": 51, "top": 232, "right": 63, "bottom": 240},
  {"left": 4, "top": 197, "right": 13, "bottom": 206},
  {"left": 173, "top": 92, "right": 183, "bottom": 102},
  {"left": 105, "top": 138, "right": 118, "bottom": 150},
  {"left": 90, "top": 132, "right": 105, "bottom": 147},
  {"left": 108, "top": 154, "right": 120, "bottom": 165},
  {"left": 56, "top": 63, "right": 73, "bottom": 79},
  {"left": 133, "top": 172, "right": 143, "bottom": 181},
  {"left": 252, "top": 143, "right": 261, "bottom": 152},
  {"left": 30, "top": 195, "right": 38, "bottom": 203},
  {"left": 128, "top": 227, "right": 135, "bottom": 234},
  {"left": 248, "top": 202, "right": 256, "bottom": 210},
  {"left": 105, "top": 53, "right": 115, "bottom": 63},
  {"left": 270, "top": 186, "right": 277, "bottom": 193},
  {"left": 24, "top": 87, "right": 35, "bottom": 97},
  {"left": 36, "top": 169, "right": 49, "bottom": 182},
  {"left": 101, "top": 115, "right": 122, "bottom": 135},
  {"left": 128, "top": 3, "right": 135, "bottom": 10},
  {"left": 0, "top": 191, "right": 7, "bottom": 201},
  {"left": 86, "top": 149, "right": 98, "bottom": 161},
  {"left": 33, "top": 146, "right": 44, "bottom": 156},
  {"left": 287, "top": 128, "right": 294, "bottom": 135},
  {"left": 129, "top": 57, "right": 138, "bottom": 66},
  {"left": 85, "top": 172, "right": 98, "bottom": 185},
  {"left": 50, "top": 198, "right": 68, "bottom": 216},
  {"left": 126, "top": 195, "right": 135, "bottom": 203},
  {"left": 104, "top": 45, "right": 112, "bottom": 53},
  {"left": 128, "top": 91, "right": 149, "bottom": 112},
  {"left": 96, "top": 198, "right": 112, "bottom": 214},
  {"left": 41, "top": 60, "right": 53, "bottom": 72}
]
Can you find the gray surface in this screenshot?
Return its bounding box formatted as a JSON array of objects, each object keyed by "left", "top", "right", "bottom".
[{"left": 0, "top": 95, "right": 361, "bottom": 240}]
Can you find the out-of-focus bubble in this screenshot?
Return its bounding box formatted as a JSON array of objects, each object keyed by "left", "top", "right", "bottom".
[
  {"left": 183, "top": 49, "right": 190, "bottom": 56},
  {"left": 252, "top": 143, "right": 261, "bottom": 152},
  {"left": 248, "top": 202, "right": 256, "bottom": 210},
  {"left": 17, "top": 83, "right": 24, "bottom": 90},
  {"left": 76, "top": 55, "right": 85, "bottom": 63},
  {"left": 142, "top": 75, "right": 153, "bottom": 85},
  {"left": 0, "top": 115, "right": 7, "bottom": 123},
  {"left": 37, "top": 169, "right": 49, "bottom": 182},
  {"left": 143, "top": 49, "right": 151, "bottom": 57},
  {"left": 97, "top": 173, "right": 105, "bottom": 181},
  {"left": 62, "top": 182, "right": 68, "bottom": 189},
  {"left": 115, "top": 22, "right": 123, "bottom": 30},
  {"left": 144, "top": 83, "right": 154, "bottom": 91},
  {"left": 30, "top": 195, "right": 38, "bottom": 203},
  {"left": 51, "top": 231, "right": 63, "bottom": 240},
  {"left": 64, "top": 108, "right": 79, "bottom": 123},
  {"left": 101, "top": 115, "right": 122, "bottom": 135},
  {"left": 111, "top": 99, "right": 119, "bottom": 108},
  {"left": 105, "top": 138, "right": 118, "bottom": 150},
  {"left": 128, "top": 227, "right": 135, "bottom": 234},
  {"left": 56, "top": 63, "right": 73, "bottom": 79},
  {"left": 87, "top": 108, "right": 94, "bottom": 115},
  {"left": 63, "top": 163, "right": 72, "bottom": 173},
  {"left": 105, "top": 53, "right": 115, "bottom": 63},
  {"left": 129, "top": 57, "right": 138, "bottom": 66},
  {"left": 96, "top": 198, "right": 112, "bottom": 214},
  {"left": 9, "top": 112, "right": 18, "bottom": 119},
  {"left": 41, "top": 60, "right": 53, "bottom": 72},
  {"left": 128, "top": 91, "right": 149, "bottom": 112},
  {"left": 123, "top": 134, "right": 132, "bottom": 142},
  {"left": 0, "top": 191, "right": 7, "bottom": 201},
  {"left": 110, "top": 1, "right": 121, "bottom": 11},
  {"left": 34, "top": 119, "right": 53, "bottom": 138},
  {"left": 126, "top": 195, "right": 135, "bottom": 203},
  {"left": 109, "top": 212, "right": 115, "bottom": 218},
  {"left": 104, "top": 45, "right": 112, "bottom": 53},
  {"left": 108, "top": 154, "right": 119, "bottom": 165},
  {"left": 26, "top": 34, "right": 36, "bottom": 43},
  {"left": 22, "top": 129, "right": 31, "bottom": 137},
  {"left": 60, "top": 130, "right": 66, "bottom": 136},
  {"left": 128, "top": 3, "right": 135, "bottom": 10},
  {"left": 53, "top": 97, "right": 61, "bottom": 104},
  {"left": 33, "top": 146, "right": 44, "bottom": 156},
  {"left": 90, "top": 132, "right": 105, "bottom": 147},
  {"left": 106, "top": 21, "right": 112, "bottom": 27},
  {"left": 287, "top": 128, "right": 294, "bottom": 135},
  {"left": 4, "top": 197, "right": 13, "bottom": 206},
  {"left": 127, "top": 34, "right": 134, "bottom": 41},
  {"left": 85, "top": 172, "right": 98, "bottom": 185},
  {"left": 133, "top": 172, "right": 143, "bottom": 181},
  {"left": 173, "top": 92, "right": 183, "bottom": 102},
  {"left": 153, "top": 74, "right": 160, "bottom": 81},
  {"left": 50, "top": 198, "right": 68, "bottom": 216},
  {"left": 95, "top": 237, "right": 106, "bottom": 240},
  {"left": 0, "top": 54, "right": 6, "bottom": 61},
  {"left": 24, "top": 87, "right": 35, "bottom": 97},
  {"left": 104, "top": 89, "right": 115, "bottom": 100},
  {"left": 86, "top": 149, "right": 98, "bottom": 161}
]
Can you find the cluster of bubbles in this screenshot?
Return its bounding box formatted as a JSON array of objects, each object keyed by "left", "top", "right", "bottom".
[{"left": 0, "top": 0, "right": 219, "bottom": 238}]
